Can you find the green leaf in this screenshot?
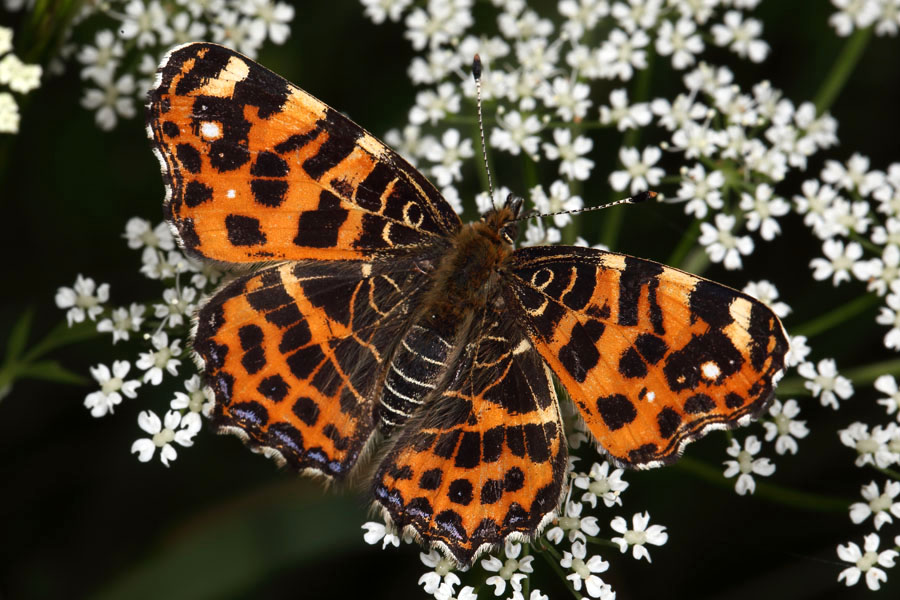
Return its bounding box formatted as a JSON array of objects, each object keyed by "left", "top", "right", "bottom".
[
  {"left": 4, "top": 307, "right": 33, "bottom": 363},
  {"left": 89, "top": 484, "right": 368, "bottom": 600},
  {"left": 18, "top": 360, "right": 87, "bottom": 385},
  {"left": 24, "top": 318, "right": 102, "bottom": 361}
]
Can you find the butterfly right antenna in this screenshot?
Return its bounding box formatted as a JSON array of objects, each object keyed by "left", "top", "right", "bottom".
[{"left": 472, "top": 55, "right": 495, "bottom": 203}]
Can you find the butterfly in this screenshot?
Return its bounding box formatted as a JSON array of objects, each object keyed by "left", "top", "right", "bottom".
[{"left": 146, "top": 42, "right": 789, "bottom": 565}]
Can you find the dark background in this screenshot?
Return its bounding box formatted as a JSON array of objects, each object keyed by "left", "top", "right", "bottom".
[{"left": 2, "top": 1, "right": 899, "bottom": 598}]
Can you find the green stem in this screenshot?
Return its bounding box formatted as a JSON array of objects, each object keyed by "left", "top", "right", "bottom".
[
  {"left": 843, "top": 358, "right": 900, "bottom": 386},
  {"left": 874, "top": 466, "right": 900, "bottom": 480},
  {"left": 814, "top": 27, "right": 873, "bottom": 115},
  {"left": 790, "top": 292, "right": 880, "bottom": 338},
  {"left": 666, "top": 220, "right": 703, "bottom": 269},
  {"left": 600, "top": 50, "right": 654, "bottom": 250},
  {"left": 674, "top": 456, "right": 852, "bottom": 512},
  {"left": 680, "top": 246, "right": 711, "bottom": 276},
  {"left": 539, "top": 545, "right": 581, "bottom": 600}
]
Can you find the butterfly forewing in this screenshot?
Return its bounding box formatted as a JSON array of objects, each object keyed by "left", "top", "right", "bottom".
[
  {"left": 147, "top": 43, "right": 461, "bottom": 263},
  {"left": 504, "top": 245, "right": 789, "bottom": 467}
]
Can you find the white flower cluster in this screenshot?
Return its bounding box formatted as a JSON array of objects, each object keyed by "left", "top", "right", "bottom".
[
  {"left": 4, "top": 0, "right": 296, "bottom": 131},
  {"left": 55, "top": 217, "right": 220, "bottom": 466},
  {"left": 0, "top": 25, "right": 42, "bottom": 133},
  {"left": 362, "top": 460, "right": 668, "bottom": 599},
  {"left": 830, "top": 0, "right": 900, "bottom": 36}
]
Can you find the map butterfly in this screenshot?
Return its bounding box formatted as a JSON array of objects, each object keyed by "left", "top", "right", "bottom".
[{"left": 146, "top": 42, "right": 789, "bottom": 564}]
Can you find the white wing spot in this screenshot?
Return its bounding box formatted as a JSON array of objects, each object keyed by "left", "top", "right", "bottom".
[
  {"left": 701, "top": 361, "right": 721, "bottom": 380},
  {"left": 200, "top": 121, "right": 222, "bottom": 140},
  {"left": 226, "top": 189, "right": 236, "bottom": 198}
]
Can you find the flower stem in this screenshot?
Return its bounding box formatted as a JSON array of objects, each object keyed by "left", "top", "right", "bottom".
[
  {"left": 790, "top": 292, "right": 880, "bottom": 338},
  {"left": 814, "top": 27, "right": 873, "bottom": 115},
  {"left": 674, "top": 456, "right": 852, "bottom": 512},
  {"left": 539, "top": 544, "right": 582, "bottom": 600},
  {"left": 600, "top": 49, "right": 655, "bottom": 249},
  {"left": 666, "top": 220, "right": 702, "bottom": 269}
]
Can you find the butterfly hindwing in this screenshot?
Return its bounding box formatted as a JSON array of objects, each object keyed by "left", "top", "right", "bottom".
[
  {"left": 197, "top": 259, "right": 428, "bottom": 478},
  {"left": 504, "top": 245, "right": 789, "bottom": 467},
  {"left": 373, "top": 306, "right": 567, "bottom": 563},
  {"left": 147, "top": 42, "right": 461, "bottom": 263}
]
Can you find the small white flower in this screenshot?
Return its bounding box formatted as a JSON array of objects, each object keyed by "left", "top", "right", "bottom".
[
  {"left": 698, "top": 213, "right": 754, "bottom": 270},
  {"left": 830, "top": 0, "right": 882, "bottom": 36},
  {"left": 762, "top": 399, "right": 809, "bottom": 455},
  {"left": 154, "top": 286, "right": 198, "bottom": 328},
  {"left": 543, "top": 129, "right": 595, "bottom": 181},
  {"left": 573, "top": 461, "right": 629, "bottom": 508},
  {"left": 118, "top": 0, "right": 170, "bottom": 48},
  {"left": 671, "top": 164, "right": 724, "bottom": 219},
  {"left": 739, "top": 184, "right": 790, "bottom": 241},
  {"left": 655, "top": 18, "right": 704, "bottom": 69},
  {"left": 520, "top": 218, "right": 561, "bottom": 247},
  {"left": 742, "top": 280, "right": 791, "bottom": 318},
  {"left": 170, "top": 374, "right": 215, "bottom": 417},
  {"left": 596, "top": 27, "right": 649, "bottom": 81},
  {"left": 241, "top": 0, "right": 294, "bottom": 45},
  {"left": 559, "top": 0, "right": 611, "bottom": 39},
  {"left": 426, "top": 128, "right": 473, "bottom": 187},
  {"left": 0, "top": 92, "right": 19, "bottom": 133},
  {"left": 849, "top": 481, "right": 900, "bottom": 530},
  {"left": 409, "top": 82, "right": 461, "bottom": 125},
  {"left": 651, "top": 93, "right": 708, "bottom": 132},
  {"left": 609, "top": 146, "right": 664, "bottom": 195},
  {"left": 96, "top": 302, "right": 145, "bottom": 343},
  {"left": 136, "top": 332, "right": 182, "bottom": 385},
  {"left": 537, "top": 76, "right": 591, "bottom": 121},
  {"left": 361, "top": 0, "right": 412, "bottom": 24},
  {"left": 598, "top": 88, "right": 652, "bottom": 131},
  {"left": 55, "top": 274, "right": 110, "bottom": 326},
  {"left": 419, "top": 549, "right": 464, "bottom": 596},
  {"left": 875, "top": 374, "right": 900, "bottom": 420},
  {"left": 670, "top": 121, "right": 723, "bottom": 159},
  {"left": 837, "top": 533, "right": 898, "bottom": 590},
  {"left": 839, "top": 422, "right": 897, "bottom": 468},
  {"left": 797, "top": 358, "right": 853, "bottom": 409},
  {"left": 84, "top": 361, "right": 140, "bottom": 417},
  {"left": 530, "top": 180, "right": 583, "bottom": 227},
  {"left": 559, "top": 541, "right": 610, "bottom": 598},
  {"left": 864, "top": 244, "right": 900, "bottom": 296},
  {"left": 546, "top": 501, "right": 600, "bottom": 544},
  {"left": 361, "top": 517, "right": 406, "bottom": 549},
  {"left": 784, "top": 335, "right": 811, "bottom": 368},
  {"left": 809, "top": 239, "right": 868, "bottom": 286},
  {"left": 822, "top": 152, "right": 885, "bottom": 196},
  {"left": 609, "top": 511, "right": 668, "bottom": 562},
  {"left": 490, "top": 110, "right": 542, "bottom": 158},
  {"left": 81, "top": 70, "right": 136, "bottom": 130},
  {"left": 877, "top": 280, "right": 900, "bottom": 349},
  {"left": 140, "top": 249, "right": 192, "bottom": 280},
  {"left": 711, "top": 10, "right": 769, "bottom": 62},
  {"left": 77, "top": 29, "right": 123, "bottom": 82},
  {"left": 723, "top": 436, "right": 776, "bottom": 495},
  {"left": 481, "top": 539, "right": 533, "bottom": 596},
  {"left": 131, "top": 409, "right": 200, "bottom": 467}
]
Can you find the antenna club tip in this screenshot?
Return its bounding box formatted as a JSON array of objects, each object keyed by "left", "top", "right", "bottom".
[
  {"left": 472, "top": 54, "right": 482, "bottom": 80},
  {"left": 633, "top": 191, "right": 657, "bottom": 203}
]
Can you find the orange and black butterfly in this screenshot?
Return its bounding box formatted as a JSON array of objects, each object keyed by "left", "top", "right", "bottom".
[{"left": 146, "top": 42, "right": 789, "bottom": 564}]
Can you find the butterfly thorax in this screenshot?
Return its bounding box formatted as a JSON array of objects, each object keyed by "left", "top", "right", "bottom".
[{"left": 375, "top": 207, "right": 517, "bottom": 433}]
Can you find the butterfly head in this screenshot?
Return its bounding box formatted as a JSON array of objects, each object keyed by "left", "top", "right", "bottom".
[{"left": 483, "top": 193, "right": 524, "bottom": 245}]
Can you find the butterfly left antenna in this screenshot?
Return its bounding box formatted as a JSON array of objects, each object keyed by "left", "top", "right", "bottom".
[
  {"left": 512, "top": 191, "right": 657, "bottom": 223},
  {"left": 472, "top": 55, "right": 495, "bottom": 203}
]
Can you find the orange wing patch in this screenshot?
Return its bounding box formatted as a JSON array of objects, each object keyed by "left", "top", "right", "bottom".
[
  {"left": 505, "top": 245, "right": 789, "bottom": 468},
  {"left": 373, "top": 311, "right": 567, "bottom": 563},
  {"left": 147, "top": 43, "right": 461, "bottom": 264},
  {"left": 196, "top": 259, "right": 427, "bottom": 478}
]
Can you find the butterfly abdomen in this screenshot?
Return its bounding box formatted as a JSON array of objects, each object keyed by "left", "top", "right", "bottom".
[{"left": 376, "top": 220, "right": 514, "bottom": 432}]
